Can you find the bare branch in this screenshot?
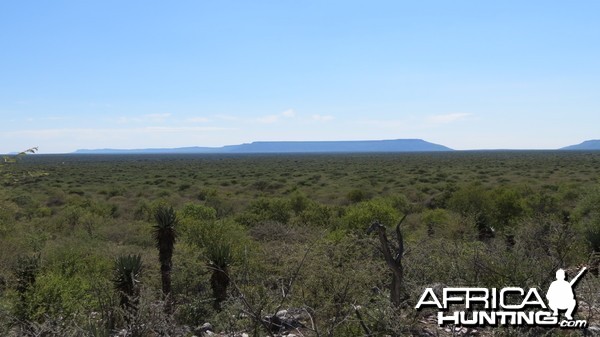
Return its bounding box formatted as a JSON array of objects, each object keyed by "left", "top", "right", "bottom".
[{"left": 353, "top": 304, "right": 372, "bottom": 337}]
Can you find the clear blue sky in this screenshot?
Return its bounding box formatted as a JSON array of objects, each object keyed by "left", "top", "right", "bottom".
[{"left": 1, "top": 1, "right": 599, "bottom": 153}]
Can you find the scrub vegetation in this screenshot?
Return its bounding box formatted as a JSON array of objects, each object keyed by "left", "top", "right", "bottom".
[{"left": 1, "top": 151, "right": 600, "bottom": 336}]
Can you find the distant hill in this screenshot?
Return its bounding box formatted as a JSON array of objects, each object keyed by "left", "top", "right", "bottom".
[
  {"left": 561, "top": 140, "right": 600, "bottom": 150},
  {"left": 74, "top": 139, "right": 453, "bottom": 154}
]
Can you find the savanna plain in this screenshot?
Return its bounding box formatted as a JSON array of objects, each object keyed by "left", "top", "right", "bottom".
[{"left": 1, "top": 151, "right": 600, "bottom": 337}]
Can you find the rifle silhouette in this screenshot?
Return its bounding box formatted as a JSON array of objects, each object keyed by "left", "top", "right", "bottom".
[{"left": 569, "top": 267, "right": 587, "bottom": 286}]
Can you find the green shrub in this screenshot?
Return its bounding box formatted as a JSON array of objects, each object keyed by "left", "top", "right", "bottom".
[
  {"left": 0, "top": 200, "right": 19, "bottom": 236},
  {"left": 584, "top": 222, "right": 600, "bottom": 253},
  {"left": 185, "top": 219, "right": 250, "bottom": 256},
  {"left": 388, "top": 193, "right": 412, "bottom": 214},
  {"left": 421, "top": 208, "right": 449, "bottom": 237},
  {"left": 347, "top": 189, "right": 367, "bottom": 203},
  {"left": 26, "top": 272, "right": 93, "bottom": 322},
  {"left": 134, "top": 199, "right": 173, "bottom": 223},
  {"left": 297, "top": 202, "right": 334, "bottom": 227},
  {"left": 289, "top": 191, "right": 310, "bottom": 215},
  {"left": 489, "top": 187, "right": 524, "bottom": 229},
  {"left": 12, "top": 254, "right": 41, "bottom": 320},
  {"left": 172, "top": 243, "right": 213, "bottom": 325},
  {"left": 180, "top": 203, "right": 217, "bottom": 222},
  {"left": 526, "top": 193, "right": 558, "bottom": 217},
  {"left": 44, "top": 242, "right": 110, "bottom": 278},
  {"left": 448, "top": 183, "right": 491, "bottom": 216},
  {"left": 35, "top": 206, "right": 53, "bottom": 218},
  {"left": 236, "top": 198, "right": 291, "bottom": 226},
  {"left": 197, "top": 188, "right": 217, "bottom": 201},
  {"left": 62, "top": 205, "right": 84, "bottom": 229},
  {"left": 574, "top": 186, "right": 600, "bottom": 222},
  {"left": 133, "top": 199, "right": 151, "bottom": 221},
  {"left": 178, "top": 183, "right": 191, "bottom": 191},
  {"left": 573, "top": 186, "right": 600, "bottom": 252},
  {"left": 11, "top": 194, "right": 36, "bottom": 209},
  {"left": 448, "top": 184, "right": 494, "bottom": 237}
]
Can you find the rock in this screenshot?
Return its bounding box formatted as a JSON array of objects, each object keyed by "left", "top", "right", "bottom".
[
  {"left": 428, "top": 283, "right": 447, "bottom": 298},
  {"left": 264, "top": 308, "right": 306, "bottom": 333},
  {"left": 588, "top": 325, "right": 600, "bottom": 335},
  {"left": 418, "top": 328, "right": 436, "bottom": 337},
  {"left": 264, "top": 314, "right": 284, "bottom": 332},
  {"left": 110, "top": 329, "right": 128, "bottom": 337},
  {"left": 176, "top": 325, "right": 192, "bottom": 336},
  {"left": 193, "top": 322, "right": 214, "bottom": 336}
]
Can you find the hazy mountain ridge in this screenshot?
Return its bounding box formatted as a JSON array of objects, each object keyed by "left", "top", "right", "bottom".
[
  {"left": 561, "top": 140, "right": 600, "bottom": 150},
  {"left": 74, "top": 139, "right": 453, "bottom": 154}
]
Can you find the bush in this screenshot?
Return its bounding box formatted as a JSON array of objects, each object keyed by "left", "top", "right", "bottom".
[
  {"left": 489, "top": 187, "right": 525, "bottom": 229},
  {"left": 289, "top": 192, "right": 310, "bottom": 215},
  {"left": 26, "top": 272, "right": 94, "bottom": 322},
  {"left": 585, "top": 222, "right": 600, "bottom": 253},
  {"left": 525, "top": 191, "right": 559, "bottom": 216},
  {"left": 574, "top": 186, "right": 600, "bottom": 222},
  {"left": 183, "top": 218, "right": 252, "bottom": 265},
  {"left": 0, "top": 200, "right": 19, "bottom": 236},
  {"left": 347, "top": 189, "right": 367, "bottom": 203},
  {"left": 297, "top": 202, "right": 334, "bottom": 227},
  {"left": 236, "top": 198, "right": 291, "bottom": 226},
  {"left": 448, "top": 183, "right": 491, "bottom": 217},
  {"left": 574, "top": 186, "right": 600, "bottom": 252},
  {"left": 448, "top": 184, "right": 493, "bottom": 238},
  {"left": 388, "top": 193, "right": 412, "bottom": 214},
  {"left": 405, "top": 218, "right": 586, "bottom": 292},
  {"left": 180, "top": 203, "right": 217, "bottom": 222},
  {"left": 421, "top": 208, "right": 450, "bottom": 237}
]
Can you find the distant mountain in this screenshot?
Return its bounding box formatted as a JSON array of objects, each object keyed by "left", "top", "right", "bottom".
[
  {"left": 74, "top": 139, "right": 453, "bottom": 154},
  {"left": 561, "top": 140, "right": 600, "bottom": 150}
]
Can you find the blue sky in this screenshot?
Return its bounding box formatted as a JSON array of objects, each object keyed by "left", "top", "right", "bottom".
[{"left": 1, "top": 1, "right": 599, "bottom": 153}]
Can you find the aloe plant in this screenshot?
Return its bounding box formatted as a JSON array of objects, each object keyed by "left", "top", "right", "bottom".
[
  {"left": 113, "top": 254, "right": 143, "bottom": 309},
  {"left": 153, "top": 205, "right": 177, "bottom": 304},
  {"left": 206, "top": 242, "right": 233, "bottom": 310}
]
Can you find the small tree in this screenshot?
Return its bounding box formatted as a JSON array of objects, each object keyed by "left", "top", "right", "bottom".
[
  {"left": 153, "top": 205, "right": 177, "bottom": 311},
  {"left": 367, "top": 216, "right": 407, "bottom": 306},
  {"left": 1, "top": 147, "right": 38, "bottom": 184}
]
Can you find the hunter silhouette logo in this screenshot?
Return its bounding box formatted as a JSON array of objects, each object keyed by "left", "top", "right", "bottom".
[
  {"left": 415, "top": 267, "right": 588, "bottom": 328},
  {"left": 546, "top": 267, "right": 586, "bottom": 321}
]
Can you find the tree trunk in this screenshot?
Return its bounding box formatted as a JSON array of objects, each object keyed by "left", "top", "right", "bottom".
[
  {"left": 390, "top": 270, "right": 405, "bottom": 306},
  {"left": 161, "top": 263, "right": 172, "bottom": 295},
  {"left": 161, "top": 262, "right": 172, "bottom": 313},
  {"left": 211, "top": 267, "right": 230, "bottom": 311},
  {"left": 368, "top": 215, "right": 408, "bottom": 306}
]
